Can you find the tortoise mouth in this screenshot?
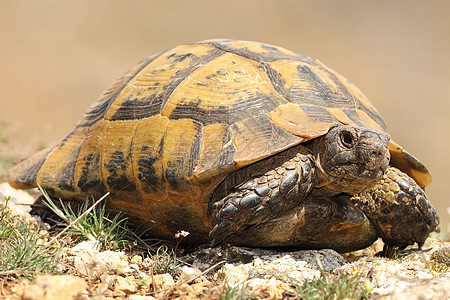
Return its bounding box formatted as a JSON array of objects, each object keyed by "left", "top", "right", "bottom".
[
  {"left": 330, "top": 162, "right": 385, "bottom": 178},
  {"left": 327, "top": 163, "right": 386, "bottom": 195}
]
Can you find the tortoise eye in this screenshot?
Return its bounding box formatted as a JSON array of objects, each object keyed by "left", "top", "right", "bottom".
[{"left": 340, "top": 131, "right": 354, "bottom": 148}]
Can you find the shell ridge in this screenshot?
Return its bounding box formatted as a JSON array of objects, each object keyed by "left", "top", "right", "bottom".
[
  {"left": 193, "top": 124, "right": 207, "bottom": 178},
  {"left": 127, "top": 121, "right": 139, "bottom": 194},
  {"left": 319, "top": 65, "right": 385, "bottom": 130},
  {"left": 208, "top": 40, "right": 316, "bottom": 64},
  {"left": 209, "top": 41, "right": 300, "bottom": 105},
  {"left": 98, "top": 120, "right": 109, "bottom": 196},
  {"left": 320, "top": 64, "right": 357, "bottom": 106},
  {"left": 355, "top": 100, "right": 387, "bottom": 131},
  {"left": 53, "top": 139, "right": 83, "bottom": 193},
  {"left": 261, "top": 62, "right": 293, "bottom": 104},
  {"left": 188, "top": 120, "right": 203, "bottom": 178}
]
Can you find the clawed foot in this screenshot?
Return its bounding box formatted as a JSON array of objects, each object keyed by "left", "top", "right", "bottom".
[{"left": 351, "top": 167, "right": 440, "bottom": 250}]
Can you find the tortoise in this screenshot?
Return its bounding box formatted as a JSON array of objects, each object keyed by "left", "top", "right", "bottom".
[{"left": 8, "top": 39, "right": 439, "bottom": 253}]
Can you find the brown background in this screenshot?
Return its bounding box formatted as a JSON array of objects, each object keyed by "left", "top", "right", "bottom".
[{"left": 0, "top": 1, "right": 448, "bottom": 234}]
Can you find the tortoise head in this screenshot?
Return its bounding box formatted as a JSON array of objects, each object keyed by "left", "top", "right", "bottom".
[{"left": 313, "top": 125, "right": 390, "bottom": 195}]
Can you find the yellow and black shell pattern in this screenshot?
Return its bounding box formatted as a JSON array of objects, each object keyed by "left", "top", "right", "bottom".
[{"left": 8, "top": 39, "right": 430, "bottom": 240}]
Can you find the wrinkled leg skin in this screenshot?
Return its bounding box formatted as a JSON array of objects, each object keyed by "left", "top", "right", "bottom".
[
  {"left": 210, "top": 152, "right": 315, "bottom": 246},
  {"left": 351, "top": 166, "right": 440, "bottom": 252}
]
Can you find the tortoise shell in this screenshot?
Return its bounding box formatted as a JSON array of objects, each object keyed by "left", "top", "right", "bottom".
[{"left": 8, "top": 39, "right": 431, "bottom": 241}]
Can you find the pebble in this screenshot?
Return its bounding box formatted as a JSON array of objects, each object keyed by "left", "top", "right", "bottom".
[{"left": 21, "top": 275, "right": 87, "bottom": 300}]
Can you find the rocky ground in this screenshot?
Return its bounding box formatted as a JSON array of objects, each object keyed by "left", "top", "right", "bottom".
[{"left": 0, "top": 182, "right": 449, "bottom": 299}]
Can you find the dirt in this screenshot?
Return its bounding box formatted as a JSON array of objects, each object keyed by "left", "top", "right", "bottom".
[{"left": 1, "top": 186, "right": 449, "bottom": 299}]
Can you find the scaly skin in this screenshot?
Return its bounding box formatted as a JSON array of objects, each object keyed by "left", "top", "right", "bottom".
[
  {"left": 351, "top": 166, "right": 440, "bottom": 250},
  {"left": 210, "top": 152, "right": 315, "bottom": 245}
]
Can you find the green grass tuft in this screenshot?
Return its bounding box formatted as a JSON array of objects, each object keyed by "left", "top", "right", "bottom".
[
  {"left": 146, "top": 246, "right": 181, "bottom": 276},
  {"left": 289, "top": 272, "right": 372, "bottom": 299},
  {"left": 288, "top": 254, "right": 372, "bottom": 300},
  {"left": 0, "top": 204, "right": 62, "bottom": 279},
  {"left": 40, "top": 186, "right": 143, "bottom": 251}
]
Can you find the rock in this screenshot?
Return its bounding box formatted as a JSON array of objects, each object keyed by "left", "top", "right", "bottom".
[
  {"left": 245, "top": 277, "right": 294, "bottom": 299},
  {"left": 178, "top": 265, "right": 203, "bottom": 282},
  {"left": 71, "top": 251, "right": 108, "bottom": 280},
  {"left": 0, "top": 182, "right": 35, "bottom": 213},
  {"left": 70, "top": 249, "right": 133, "bottom": 280},
  {"left": 179, "top": 241, "right": 450, "bottom": 299},
  {"left": 153, "top": 273, "right": 175, "bottom": 293},
  {"left": 4, "top": 212, "right": 447, "bottom": 300},
  {"left": 340, "top": 238, "right": 450, "bottom": 298},
  {"left": 201, "top": 247, "right": 347, "bottom": 298},
  {"left": 217, "top": 255, "right": 320, "bottom": 286},
  {"left": 0, "top": 183, "right": 51, "bottom": 231},
  {"left": 114, "top": 276, "right": 139, "bottom": 294},
  {"left": 376, "top": 279, "right": 450, "bottom": 300},
  {"left": 69, "top": 240, "right": 101, "bottom": 255},
  {"left": 0, "top": 194, "right": 38, "bottom": 227},
  {"left": 128, "top": 296, "right": 158, "bottom": 300},
  {"left": 98, "top": 274, "right": 117, "bottom": 294},
  {"left": 21, "top": 275, "right": 87, "bottom": 300},
  {"left": 166, "top": 282, "right": 214, "bottom": 299},
  {"left": 183, "top": 245, "right": 346, "bottom": 272},
  {"left": 131, "top": 255, "right": 143, "bottom": 265},
  {"left": 97, "top": 251, "right": 131, "bottom": 275}
]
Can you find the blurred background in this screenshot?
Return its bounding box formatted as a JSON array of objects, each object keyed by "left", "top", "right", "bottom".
[{"left": 0, "top": 1, "right": 448, "bottom": 235}]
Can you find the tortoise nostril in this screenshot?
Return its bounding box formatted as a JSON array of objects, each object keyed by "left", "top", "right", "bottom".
[
  {"left": 372, "top": 150, "right": 383, "bottom": 157},
  {"left": 370, "top": 142, "right": 387, "bottom": 158}
]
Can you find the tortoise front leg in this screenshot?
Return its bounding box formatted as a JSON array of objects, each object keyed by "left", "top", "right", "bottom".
[
  {"left": 351, "top": 166, "right": 440, "bottom": 252},
  {"left": 210, "top": 152, "right": 316, "bottom": 246}
]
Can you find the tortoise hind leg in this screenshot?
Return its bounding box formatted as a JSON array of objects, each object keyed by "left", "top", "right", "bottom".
[
  {"left": 210, "top": 152, "right": 315, "bottom": 246},
  {"left": 351, "top": 166, "right": 440, "bottom": 251}
]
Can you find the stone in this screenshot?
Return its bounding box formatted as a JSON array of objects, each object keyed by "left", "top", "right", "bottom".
[
  {"left": 206, "top": 247, "right": 347, "bottom": 296},
  {"left": 218, "top": 255, "right": 320, "bottom": 286},
  {"left": 153, "top": 273, "right": 175, "bottom": 292},
  {"left": 0, "top": 195, "right": 38, "bottom": 227},
  {"left": 98, "top": 274, "right": 117, "bottom": 294},
  {"left": 179, "top": 265, "right": 202, "bottom": 282},
  {"left": 376, "top": 279, "right": 450, "bottom": 300},
  {"left": 97, "top": 251, "right": 131, "bottom": 275},
  {"left": 129, "top": 296, "right": 158, "bottom": 300},
  {"left": 131, "top": 255, "right": 143, "bottom": 265},
  {"left": 69, "top": 240, "right": 100, "bottom": 255},
  {"left": 339, "top": 238, "right": 450, "bottom": 297},
  {"left": 183, "top": 245, "right": 346, "bottom": 272},
  {"left": 114, "top": 276, "right": 139, "bottom": 294},
  {"left": 71, "top": 251, "right": 108, "bottom": 280},
  {"left": 0, "top": 182, "right": 36, "bottom": 213},
  {"left": 245, "top": 277, "right": 294, "bottom": 299},
  {"left": 167, "top": 282, "right": 214, "bottom": 299},
  {"left": 21, "top": 275, "right": 87, "bottom": 300}
]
